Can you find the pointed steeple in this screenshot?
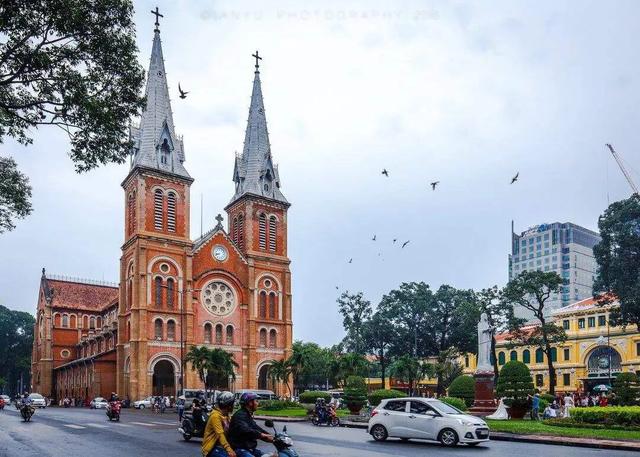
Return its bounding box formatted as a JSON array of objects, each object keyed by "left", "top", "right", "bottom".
[
  {"left": 129, "top": 20, "right": 190, "bottom": 180},
  {"left": 229, "top": 52, "right": 287, "bottom": 206}
]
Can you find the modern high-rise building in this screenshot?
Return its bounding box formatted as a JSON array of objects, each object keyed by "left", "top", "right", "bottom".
[{"left": 509, "top": 222, "right": 601, "bottom": 320}]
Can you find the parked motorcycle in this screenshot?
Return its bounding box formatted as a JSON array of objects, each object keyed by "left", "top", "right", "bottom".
[
  {"left": 178, "top": 410, "right": 208, "bottom": 441},
  {"left": 20, "top": 404, "right": 34, "bottom": 422},
  {"left": 264, "top": 419, "right": 299, "bottom": 457},
  {"left": 106, "top": 401, "right": 121, "bottom": 421}
]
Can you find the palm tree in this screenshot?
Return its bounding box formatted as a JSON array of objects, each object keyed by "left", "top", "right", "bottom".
[
  {"left": 185, "top": 346, "right": 238, "bottom": 394},
  {"left": 185, "top": 345, "right": 211, "bottom": 387},
  {"left": 333, "top": 353, "right": 370, "bottom": 386},
  {"left": 268, "top": 359, "right": 292, "bottom": 398}
]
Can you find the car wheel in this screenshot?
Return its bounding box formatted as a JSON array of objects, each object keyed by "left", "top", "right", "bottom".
[
  {"left": 139, "top": 405, "right": 145, "bottom": 409},
  {"left": 371, "top": 424, "right": 388, "bottom": 442},
  {"left": 438, "top": 428, "right": 459, "bottom": 447}
]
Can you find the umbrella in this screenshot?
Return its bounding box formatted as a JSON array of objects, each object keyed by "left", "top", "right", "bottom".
[
  {"left": 592, "top": 384, "right": 610, "bottom": 393},
  {"left": 178, "top": 395, "right": 186, "bottom": 400}
]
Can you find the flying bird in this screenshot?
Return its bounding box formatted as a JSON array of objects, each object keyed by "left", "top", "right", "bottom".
[
  {"left": 381, "top": 169, "right": 389, "bottom": 177},
  {"left": 348, "top": 258, "right": 353, "bottom": 264},
  {"left": 402, "top": 241, "right": 410, "bottom": 248},
  {"left": 335, "top": 286, "right": 339, "bottom": 290},
  {"left": 393, "top": 239, "right": 397, "bottom": 244},
  {"left": 430, "top": 181, "right": 440, "bottom": 190},
  {"left": 178, "top": 83, "right": 189, "bottom": 99},
  {"left": 510, "top": 172, "right": 519, "bottom": 184},
  {"left": 372, "top": 234, "right": 377, "bottom": 241}
]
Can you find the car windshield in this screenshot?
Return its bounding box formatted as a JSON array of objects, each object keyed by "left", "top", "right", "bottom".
[
  {"left": 430, "top": 400, "right": 463, "bottom": 415},
  {"left": 95, "top": 398, "right": 104, "bottom": 401},
  {"left": 29, "top": 394, "right": 43, "bottom": 399}
]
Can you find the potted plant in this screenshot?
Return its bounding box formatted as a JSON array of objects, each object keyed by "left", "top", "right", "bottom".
[
  {"left": 343, "top": 376, "right": 367, "bottom": 415},
  {"left": 496, "top": 361, "right": 534, "bottom": 419}
]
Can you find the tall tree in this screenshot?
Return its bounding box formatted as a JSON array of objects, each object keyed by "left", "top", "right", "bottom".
[
  {"left": 287, "top": 341, "right": 335, "bottom": 392},
  {"left": 0, "top": 0, "right": 145, "bottom": 230},
  {"left": 0, "top": 156, "right": 31, "bottom": 233},
  {"left": 0, "top": 305, "right": 34, "bottom": 395},
  {"left": 267, "top": 359, "right": 292, "bottom": 397},
  {"left": 389, "top": 355, "right": 427, "bottom": 396},
  {"left": 337, "top": 291, "right": 372, "bottom": 355},
  {"left": 362, "top": 310, "right": 396, "bottom": 390},
  {"left": 475, "top": 286, "right": 510, "bottom": 382},
  {"left": 503, "top": 271, "right": 566, "bottom": 395},
  {"left": 593, "top": 195, "right": 640, "bottom": 328},
  {"left": 185, "top": 346, "right": 237, "bottom": 393},
  {"left": 332, "top": 353, "right": 370, "bottom": 386}
]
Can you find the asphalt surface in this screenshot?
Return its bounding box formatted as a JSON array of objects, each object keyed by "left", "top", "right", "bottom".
[{"left": 0, "top": 406, "right": 637, "bottom": 457}]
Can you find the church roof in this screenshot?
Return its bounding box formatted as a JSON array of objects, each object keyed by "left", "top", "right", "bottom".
[
  {"left": 228, "top": 56, "right": 288, "bottom": 207},
  {"left": 129, "top": 27, "right": 191, "bottom": 180},
  {"left": 41, "top": 271, "right": 118, "bottom": 312}
]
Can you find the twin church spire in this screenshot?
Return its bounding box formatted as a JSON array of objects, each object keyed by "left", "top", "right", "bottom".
[{"left": 130, "top": 11, "right": 287, "bottom": 207}]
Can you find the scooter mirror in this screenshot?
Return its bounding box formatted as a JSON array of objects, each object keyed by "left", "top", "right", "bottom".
[{"left": 264, "top": 419, "right": 274, "bottom": 428}]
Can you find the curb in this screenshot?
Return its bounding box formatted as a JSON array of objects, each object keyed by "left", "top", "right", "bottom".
[{"left": 254, "top": 415, "right": 308, "bottom": 423}]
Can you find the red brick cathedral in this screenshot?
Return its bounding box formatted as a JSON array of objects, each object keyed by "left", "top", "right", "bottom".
[{"left": 31, "top": 22, "right": 293, "bottom": 401}]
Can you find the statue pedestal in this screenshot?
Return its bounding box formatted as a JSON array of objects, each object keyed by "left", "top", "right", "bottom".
[{"left": 468, "top": 371, "right": 497, "bottom": 417}]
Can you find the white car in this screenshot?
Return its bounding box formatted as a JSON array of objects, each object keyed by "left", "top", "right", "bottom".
[
  {"left": 28, "top": 393, "right": 47, "bottom": 408},
  {"left": 368, "top": 397, "right": 490, "bottom": 447},
  {"left": 90, "top": 397, "right": 109, "bottom": 409},
  {"left": 0, "top": 394, "right": 11, "bottom": 406},
  {"left": 133, "top": 397, "right": 153, "bottom": 409}
]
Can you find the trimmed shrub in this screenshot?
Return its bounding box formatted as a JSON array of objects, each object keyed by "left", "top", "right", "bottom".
[
  {"left": 572, "top": 406, "right": 640, "bottom": 426},
  {"left": 496, "top": 361, "right": 534, "bottom": 409},
  {"left": 299, "top": 391, "right": 331, "bottom": 404},
  {"left": 545, "top": 417, "right": 640, "bottom": 431},
  {"left": 343, "top": 376, "right": 367, "bottom": 414},
  {"left": 448, "top": 375, "right": 475, "bottom": 407},
  {"left": 368, "top": 389, "right": 407, "bottom": 407},
  {"left": 540, "top": 394, "right": 555, "bottom": 404},
  {"left": 259, "top": 400, "right": 302, "bottom": 411},
  {"left": 439, "top": 396, "right": 467, "bottom": 411},
  {"left": 613, "top": 372, "right": 640, "bottom": 406}
]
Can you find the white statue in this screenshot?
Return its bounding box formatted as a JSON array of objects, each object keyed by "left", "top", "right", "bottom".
[{"left": 476, "top": 312, "right": 494, "bottom": 374}]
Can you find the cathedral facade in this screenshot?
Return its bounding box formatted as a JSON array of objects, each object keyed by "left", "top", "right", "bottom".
[{"left": 31, "top": 22, "right": 293, "bottom": 401}]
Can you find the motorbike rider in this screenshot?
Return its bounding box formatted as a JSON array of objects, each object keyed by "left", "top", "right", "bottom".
[
  {"left": 315, "top": 397, "right": 327, "bottom": 422},
  {"left": 19, "top": 392, "right": 33, "bottom": 419},
  {"left": 192, "top": 399, "right": 206, "bottom": 434},
  {"left": 202, "top": 391, "right": 236, "bottom": 457},
  {"left": 228, "top": 392, "right": 274, "bottom": 457}
]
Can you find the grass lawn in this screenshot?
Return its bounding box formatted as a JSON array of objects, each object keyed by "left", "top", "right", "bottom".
[
  {"left": 255, "top": 408, "right": 350, "bottom": 418},
  {"left": 486, "top": 419, "right": 640, "bottom": 441}
]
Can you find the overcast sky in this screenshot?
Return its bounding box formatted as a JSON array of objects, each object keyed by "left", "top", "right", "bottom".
[{"left": 2, "top": 0, "right": 640, "bottom": 346}]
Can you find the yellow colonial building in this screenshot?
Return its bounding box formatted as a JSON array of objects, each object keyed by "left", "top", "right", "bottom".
[{"left": 463, "top": 296, "right": 640, "bottom": 394}]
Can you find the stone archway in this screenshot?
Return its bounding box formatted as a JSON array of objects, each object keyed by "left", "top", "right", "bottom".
[
  {"left": 258, "top": 364, "right": 271, "bottom": 391},
  {"left": 153, "top": 360, "right": 175, "bottom": 396}
]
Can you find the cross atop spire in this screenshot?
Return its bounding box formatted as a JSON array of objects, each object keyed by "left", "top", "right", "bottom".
[
  {"left": 252, "top": 50, "right": 262, "bottom": 71},
  {"left": 151, "top": 6, "right": 163, "bottom": 32}
]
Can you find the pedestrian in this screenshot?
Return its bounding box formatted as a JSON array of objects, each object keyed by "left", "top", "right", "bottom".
[
  {"left": 599, "top": 394, "right": 608, "bottom": 407},
  {"left": 529, "top": 393, "right": 540, "bottom": 420},
  {"left": 177, "top": 397, "right": 185, "bottom": 423},
  {"left": 563, "top": 392, "right": 574, "bottom": 418}
]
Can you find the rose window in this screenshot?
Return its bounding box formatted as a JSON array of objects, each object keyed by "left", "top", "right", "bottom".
[{"left": 202, "top": 282, "right": 236, "bottom": 316}]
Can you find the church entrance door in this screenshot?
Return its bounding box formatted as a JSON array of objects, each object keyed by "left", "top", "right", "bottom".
[
  {"left": 258, "top": 365, "right": 271, "bottom": 390},
  {"left": 153, "top": 360, "right": 175, "bottom": 396}
]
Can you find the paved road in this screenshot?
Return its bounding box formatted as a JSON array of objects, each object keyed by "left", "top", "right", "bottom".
[{"left": 0, "top": 406, "right": 635, "bottom": 457}]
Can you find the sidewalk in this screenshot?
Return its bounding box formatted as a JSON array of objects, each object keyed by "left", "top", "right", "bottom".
[{"left": 340, "top": 419, "right": 640, "bottom": 452}]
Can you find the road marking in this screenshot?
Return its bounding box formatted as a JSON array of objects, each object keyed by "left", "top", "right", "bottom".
[
  {"left": 150, "top": 421, "right": 175, "bottom": 425},
  {"left": 86, "top": 422, "right": 108, "bottom": 428},
  {"left": 63, "top": 424, "right": 86, "bottom": 429},
  {"left": 130, "top": 421, "right": 157, "bottom": 426}
]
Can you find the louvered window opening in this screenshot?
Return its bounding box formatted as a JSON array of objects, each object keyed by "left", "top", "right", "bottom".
[
  {"left": 268, "top": 293, "right": 276, "bottom": 319},
  {"left": 166, "top": 278, "right": 174, "bottom": 308},
  {"left": 258, "top": 214, "right": 267, "bottom": 249},
  {"left": 155, "top": 277, "right": 163, "bottom": 307},
  {"left": 154, "top": 190, "right": 164, "bottom": 231},
  {"left": 167, "top": 192, "right": 176, "bottom": 232},
  {"left": 268, "top": 216, "right": 277, "bottom": 252},
  {"left": 226, "top": 325, "right": 234, "bottom": 344},
  {"left": 204, "top": 324, "right": 212, "bottom": 344},
  {"left": 259, "top": 291, "right": 267, "bottom": 319},
  {"left": 155, "top": 319, "right": 163, "bottom": 340},
  {"left": 215, "top": 324, "right": 223, "bottom": 344},
  {"left": 238, "top": 214, "right": 245, "bottom": 249},
  {"left": 167, "top": 320, "right": 175, "bottom": 340},
  {"left": 233, "top": 217, "right": 239, "bottom": 244},
  {"left": 259, "top": 329, "right": 267, "bottom": 347},
  {"left": 128, "top": 192, "right": 136, "bottom": 235}
]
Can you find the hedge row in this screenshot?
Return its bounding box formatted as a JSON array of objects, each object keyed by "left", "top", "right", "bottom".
[
  {"left": 299, "top": 391, "right": 332, "bottom": 404},
  {"left": 439, "top": 396, "right": 467, "bottom": 411},
  {"left": 258, "top": 400, "right": 302, "bottom": 411},
  {"left": 544, "top": 418, "right": 640, "bottom": 432},
  {"left": 571, "top": 406, "right": 640, "bottom": 426},
  {"left": 368, "top": 389, "right": 407, "bottom": 406}
]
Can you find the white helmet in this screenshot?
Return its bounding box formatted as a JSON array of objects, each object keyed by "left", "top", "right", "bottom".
[{"left": 216, "top": 391, "right": 235, "bottom": 408}]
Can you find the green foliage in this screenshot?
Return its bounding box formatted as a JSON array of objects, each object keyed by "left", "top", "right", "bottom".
[
  {"left": 544, "top": 418, "right": 640, "bottom": 431},
  {"left": 0, "top": 0, "right": 146, "bottom": 228},
  {"left": 332, "top": 353, "right": 370, "bottom": 386},
  {"left": 447, "top": 375, "right": 475, "bottom": 407},
  {"left": 613, "top": 372, "right": 640, "bottom": 406},
  {"left": 0, "top": 305, "right": 34, "bottom": 395},
  {"left": 258, "top": 400, "right": 302, "bottom": 411},
  {"left": 367, "top": 389, "right": 406, "bottom": 406},
  {"left": 184, "top": 346, "right": 237, "bottom": 389},
  {"left": 298, "top": 391, "right": 331, "bottom": 404},
  {"left": 496, "top": 361, "right": 534, "bottom": 409},
  {"left": 439, "top": 396, "right": 467, "bottom": 411},
  {"left": 594, "top": 195, "right": 640, "bottom": 329},
  {"left": 572, "top": 406, "right": 640, "bottom": 426},
  {"left": 0, "top": 157, "right": 32, "bottom": 233},
  {"left": 287, "top": 341, "right": 336, "bottom": 391},
  {"left": 390, "top": 355, "right": 425, "bottom": 395},
  {"left": 343, "top": 375, "right": 367, "bottom": 412},
  {"left": 337, "top": 292, "right": 372, "bottom": 355},
  {"left": 267, "top": 359, "right": 292, "bottom": 397},
  {"left": 540, "top": 394, "right": 555, "bottom": 403}
]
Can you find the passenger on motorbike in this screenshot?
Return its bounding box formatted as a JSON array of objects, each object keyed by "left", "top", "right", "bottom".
[
  {"left": 192, "top": 399, "right": 206, "bottom": 434},
  {"left": 228, "top": 392, "right": 274, "bottom": 457},
  {"left": 202, "top": 391, "right": 236, "bottom": 457},
  {"left": 109, "top": 392, "right": 119, "bottom": 402},
  {"left": 314, "top": 398, "right": 327, "bottom": 422}
]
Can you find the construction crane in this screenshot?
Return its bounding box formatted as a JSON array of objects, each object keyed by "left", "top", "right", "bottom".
[{"left": 606, "top": 143, "right": 639, "bottom": 195}]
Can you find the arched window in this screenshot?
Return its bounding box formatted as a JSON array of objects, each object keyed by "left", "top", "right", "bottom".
[
  {"left": 167, "top": 192, "right": 176, "bottom": 232},
  {"left": 258, "top": 213, "right": 267, "bottom": 250},
  {"left": 97, "top": 316, "right": 102, "bottom": 328},
  {"left": 269, "top": 329, "right": 277, "bottom": 348},
  {"left": 154, "top": 189, "right": 164, "bottom": 231},
  {"left": 166, "top": 278, "right": 175, "bottom": 309},
  {"left": 535, "top": 348, "right": 544, "bottom": 363},
  {"left": 127, "top": 320, "right": 131, "bottom": 341},
  {"left": 70, "top": 314, "right": 77, "bottom": 328},
  {"left": 127, "top": 278, "right": 133, "bottom": 310},
  {"left": 128, "top": 191, "right": 136, "bottom": 235},
  {"left": 259, "top": 329, "right": 267, "bottom": 347},
  {"left": 550, "top": 347, "right": 557, "bottom": 362},
  {"left": 155, "top": 277, "right": 163, "bottom": 307},
  {"left": 498, "top": 351, "right": 505, "bottom": 365},
  {"left": 215, "top": 324, "right": 223, "bottom": 344},
  {"left": 160, "top": 138, "right": 170, "bottom": 165},
  {"left": 510, "top": 350, "right": 517, "bottom": 361},
  {"left": 268, "top": 216, "right": 277, "bottom": 252},
  {"left": 204, "top": 323, "right": 212, "bottom": 344},
  {"left": 238, "top": 214, "right": 245, "bottom": 249},
  {"left": 535, "top": 374, "right": 544, "bottom": 387},
  {"left": 226, "top": 325, "right": 234, "bottom": 345},
  {"left": 154, "top": 319, "right": 163, "bottom": 340},
  {"left": 259, "top": 291, "right": 267, "bottom": 319},
  {"left": 89, "top": 316, "right": 96, "bottom": 329},
  {"left": 167, "top": 320, "right": 176, "bottom": 341},
  {"left": 523, "top": 349, "right": 531, "bottom": 364},
  {"left": 83, "top": 315, "right": 88, "bottom": 329},
  {"left": 268, "top": 292, "right": 276, "bottom": 319},
  {"left": 62, "top": 314, "right": 69, "bottom": 328}
]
